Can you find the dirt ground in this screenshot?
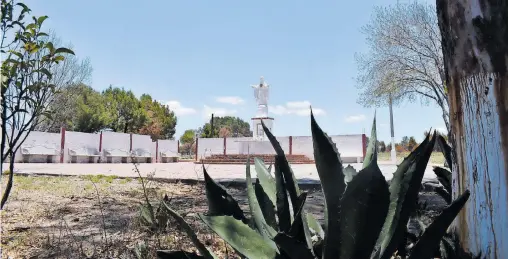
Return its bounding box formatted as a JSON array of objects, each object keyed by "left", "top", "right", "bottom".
[{"left": 1, "top": 173, "right": 447, "bottom": 258}]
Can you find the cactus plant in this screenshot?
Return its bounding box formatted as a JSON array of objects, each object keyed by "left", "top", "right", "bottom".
[{"left": 158, "top": 110, "right": 470, "bottom": 259}]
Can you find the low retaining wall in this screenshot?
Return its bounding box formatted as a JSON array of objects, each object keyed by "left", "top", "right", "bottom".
[
  {"left": 13, "top": 128, "right": 178, "bottom": 163},
  {"left": 12, "top": 128, "right": 366, "bottom": 163},
  {"left": 195, "top": 134, "right": 367, "bottom": 163}
]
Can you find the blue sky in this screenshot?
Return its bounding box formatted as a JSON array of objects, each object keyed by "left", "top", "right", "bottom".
[{"left": 25, "top": 0, "right": 445, "bottom": 142}]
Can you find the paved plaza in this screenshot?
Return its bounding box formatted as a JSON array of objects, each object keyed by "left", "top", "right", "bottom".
[{"left": 6, "top": 161, "right": 438, "bottom": 183}]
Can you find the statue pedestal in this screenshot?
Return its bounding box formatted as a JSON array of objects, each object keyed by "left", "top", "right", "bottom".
[{"left": 251, "top": 117, "right": 274, "bottom": 141}]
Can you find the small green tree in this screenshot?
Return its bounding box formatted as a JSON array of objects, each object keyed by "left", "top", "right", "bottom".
[
  {"left": 138, "top": 94, "right": 177, "bottom": 140},
  {"left": 198, "top": 116, "right": 252, "bottom": 138},
  {"left": 1, "top": 0, "right": 74, "bottom": 208},
  {"left": 102, "top": 86, "right": 147, "bottom": 133},
  {"left": 407, "top": 136, "right": 418, "bottom": 151},
  {"left": 180, "top": 129, "right": 196, "bottom": 144},
  {"left": 73, "top": 85, "right": 110, "bottom": 133}
]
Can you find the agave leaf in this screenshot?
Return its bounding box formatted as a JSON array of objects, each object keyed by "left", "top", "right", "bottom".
[
  {"left": 203, "top": 165, "right": 246, "bottom": 222},
  {"left": 339, "top": 163, "right": 390, "bottom": 259},
  {"left": 436, "top": 134, "right": 452, "bottom": 168},
  {"left": 254, "top": 157, "right": 277, "bottom": 204},
  {"left": 376, "top": 132, "right": 437, "bottom": 259},
  {"left": 439, "top": 234, "right": 456, "bottom": 259},
  {"left": 273, "top": 233, "right": 316, "bottom": 259},
  {"left": 288, "top": 192, "right": 308, "bottom": 241},
  {"left": 139, "top": 204, "right": 155, "bottom": 226},
  {"left": 156, "top": 250, "right": 205, "bottom": 259},
  {"left": 434, "top": 186, "right": 452, "bottom": 204},
  {"left": 275, "top": 156, "right": 291, "bottom": 233},
  {"left": 255, "top": 179, "right": 277, "bottom": 230},
  {"left": 246, "top": 158, "right": 278, "bottom": 239},
  {"left": 162, "top": 202, "right": 217, "bottom": 259},
  {"left": 135, "top": 242, "right": 148, "bottom": 259},
  {"left": 156, "top": 202, "right": 170, "bottom": 230},
  {"left": 363, "top": 114, "right": 378, "bottom": 169},
  {"left": 313, "top": 240, "right": 323, "bottom": 258},
  {"left": 198, "top": 214, "right": 278, "bottom": 258},
  {"left": 310, "top": 110, "right": 345, "bottom": 259},
  {"left": 408, "top": 190, "right": 470, "bottom": 259},
  {"left": 267, "top": 162, "right": 273, "bottom": 176},
  {"left": 433, "top": 166, "right": 452, "bottom": 194},
  {"left": 262, "top": 119, "right": 325, "bottom": 239},
  {"left": 344, "top": 165, "right": 358, "bottom": 183}
]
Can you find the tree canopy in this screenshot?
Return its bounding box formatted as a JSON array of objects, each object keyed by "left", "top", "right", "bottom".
[
  {"left": 41, "top": 85, "right": 177, "bottom": 139},
  {"left": 197, "top": 116, "right": 252, "bottom": 138},
  {"left": 180, "top": 129, "right": 196, "bottom": 144}
]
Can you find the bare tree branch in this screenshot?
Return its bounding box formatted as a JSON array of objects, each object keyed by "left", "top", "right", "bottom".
[
  {"left": 33, "top": 31, "right": 92, "bottom": 132},
  {"left": 355, "top": 2, "right": 450, "bottom": 132}
]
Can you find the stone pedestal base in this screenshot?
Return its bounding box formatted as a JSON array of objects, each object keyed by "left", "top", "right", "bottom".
[{"left": 251, "top": 117, "right": 274, "bottom": 141}]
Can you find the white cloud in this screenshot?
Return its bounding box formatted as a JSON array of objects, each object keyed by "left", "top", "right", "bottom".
[
  {"left": 165, "top": 101, "right": 197, "bottom": 116},
  {"left": 286, "top": 101, "right": 311, "bottom": 109},
  {"left": 215, "top": 96, "right": 245, "bottom": 105},
  {"left": 269, "top": 101, "right": 325, "bottom": 116},
  {"left": 344, "top": 114, "right": 366, "bottom": 123},
  {"left": 203, "top": 105, "right": 237, "bottom": 119}
]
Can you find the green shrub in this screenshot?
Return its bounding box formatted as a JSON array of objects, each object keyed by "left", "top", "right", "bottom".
[{"left": 156, "top": 111, "right": 473, "bottom": 259}]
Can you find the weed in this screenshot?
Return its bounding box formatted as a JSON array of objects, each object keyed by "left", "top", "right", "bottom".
[
  {"left": 84, "top": 183, "right": 94, "bottom": 191},
  {"left": 119, "top": 178, "right": 133, "bottom": 184},
  {"left": 80, "top": 174, "right": 119, "bottom": 183}
]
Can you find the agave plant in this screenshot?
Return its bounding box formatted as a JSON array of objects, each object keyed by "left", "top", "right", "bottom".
[
  {"left": 156, "top": 111, "right": 470, "bottom": 259},
  {"left": 432, "top": 135, "right": 453, "bottom": 204}
]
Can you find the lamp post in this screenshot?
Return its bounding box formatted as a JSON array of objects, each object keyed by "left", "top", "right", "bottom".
[{"left": 389, "top": 93, "right": 396, "bottom": 164}]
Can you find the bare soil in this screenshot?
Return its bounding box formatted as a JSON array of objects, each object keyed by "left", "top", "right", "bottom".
[{"left": 1, "top": 174, "right": 447, "bottom": 258}]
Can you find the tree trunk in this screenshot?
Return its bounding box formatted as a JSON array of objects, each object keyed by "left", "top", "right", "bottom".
[{"left": 437, "top": 0, "right": 508, "bottom": 258}]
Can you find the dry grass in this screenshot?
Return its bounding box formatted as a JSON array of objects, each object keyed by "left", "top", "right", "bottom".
[
  {"left": 1, "top": 174, "right": 324, "bottom": 258},
  {"left": 1, "top": 172, "right": 446, "bottom": 258}
]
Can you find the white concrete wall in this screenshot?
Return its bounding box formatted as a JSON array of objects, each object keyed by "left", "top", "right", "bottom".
[
  {"left": 199, "top": 135, "right": 362, "bottom": 159},
  {"left": 238, "top": 136, "right": 289, "bottom": 155},
  {"left": 131, "top": 134, "right": 155, "bottom": 162},
  {"left": 225, "top": 137, "right": 251, "bottom": 155},
  {"left": 64, "top": 131, "right": 101, "bottom": 163},
  {"left": 15, "top": 131, "right": 61, "bottom": 163},
  {"left": 292, "top": 134, "right": 364, "bottom": 162},
  {"left": 330, "top": 135, "right": 364, "bottom": 161},
  {"left": 12, "top": 131, "right": 364, "bottom": 164},
  {"left": 158, "top": 140, "right": 179, "bottom": 157},
  {"left": 292, "top": 136, "right": 313, "bottom": 158},
  {"left": 132, "top": 134, "right": 152, "bottom": 152},
  {"left": 102, "top": 132, "right": 131, "bottom": 163},
  {"left": 197, "top": 138, "right": 224, "bottom": 158}
]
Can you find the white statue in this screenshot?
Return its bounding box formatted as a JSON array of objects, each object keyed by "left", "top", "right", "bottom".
[{"left": 251, "top": 76, "right": 269, "bottom": 107}]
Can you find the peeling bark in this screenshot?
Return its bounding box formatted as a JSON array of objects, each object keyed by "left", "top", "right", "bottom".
[{"left": 437, "top": 0, "right": 508, "bottom": 258}]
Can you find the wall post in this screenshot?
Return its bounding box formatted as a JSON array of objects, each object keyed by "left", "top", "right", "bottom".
[
  {"left": 155, "top": 140, "right": 159, "bottom": 163},
  {"left": 195, "top": 138, "right": 199, "bottom": 161},
  {"left": 60, "top": 127, "right": 66, "bottom": 163},
  {"left": 223, "top": 137, "right": 227, "bottom": 155},
  {"left": 129, "top": 133, "right": 133, "bottom": 151},
  {"left": 289, "top": 136, "right": 293, "bottom": 155}
]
